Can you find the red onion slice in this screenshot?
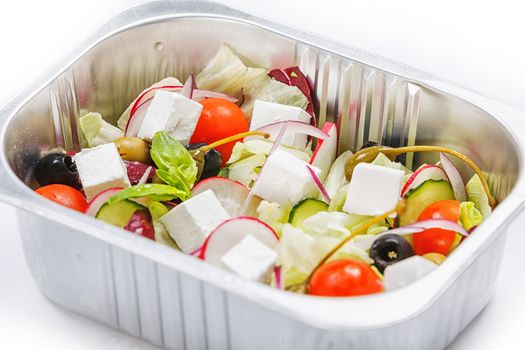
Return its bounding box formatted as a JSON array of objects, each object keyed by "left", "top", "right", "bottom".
[
  {"left": 440, "top": 153, "right": 467, "bottom": 202},
  {"left": 180, "top": 74, "right": 195, "bottom": 99},
  {"left": 191, "top": 89, "right": 238, "bottom": 103},
  {"left": 274, "top": 265, "right": 283, "bottom": 290},
  {"left": 190, "top": 246, "right": 202, "bottom": 257},
  {"left": 255, "top": 120, "right": 329, "bottom": 141},
  {"left": 353, "top": 219, "right": 469, "bottom": 251},
  {"left": 306, "top": 164, "right": 331, "bottom": 203},
  {"left": 137, "top": 166, "right": 153, "bottom": 185},
  {"left": 408, "top": 219, "right": 469, "bottom": 236},
  {"left": 85, "top": 187, "right": 123, "bottom": 216}
]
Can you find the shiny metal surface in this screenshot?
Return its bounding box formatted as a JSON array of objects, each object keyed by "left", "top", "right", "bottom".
[{"left": 1, "top": 1, "right": 525, "bottom": 349}]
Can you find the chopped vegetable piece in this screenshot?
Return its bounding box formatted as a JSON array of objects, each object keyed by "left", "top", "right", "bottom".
[
  {"left": 399, "top": 180, "right": 455, "bottom": 226},
  {"left": 288, "top": 198, "right": 328, "bottom": 230},
  {"left": 413, "top": 200, "right": 460, "bottom": 256},
  {"left": 308, "top": 259, "right": 383, "bottom": 297},
  {"left": 35, "top": 184, "right": 88, "bottom": 212}
]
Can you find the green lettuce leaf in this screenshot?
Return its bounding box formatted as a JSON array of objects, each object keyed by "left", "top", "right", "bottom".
[
  {"left": 465, "top": 174, "right": 492, "bottom": 218},
  {"left": 328, "top": 183, "right": 350, "bottom": 212},
  {"left": 108, "top": 184, "right": 187, "bottom": 204},
  {"left": 459, "top": 201, "right": 483, "bottom": 230},
  {"left": 80, "top": 112, "right": 123, "bottom": 147},
  {"left": 150, "top": 131, "right": 197, "bottom": 200}
]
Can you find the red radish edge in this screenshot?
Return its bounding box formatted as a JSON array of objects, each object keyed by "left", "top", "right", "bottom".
[
  {"left": 401, "top": 164, "right": 449, "bottom": 197},
  {"left": 85, "top": 187, "right": 123, "bottom": 216},
  {"left": 125, "top": 85, "right": 183, "bottom": 134},
  {"left": 192, "top": 176, "right": 252, "bottom": 216},
  {"left": 310, "top": 122, "right": 337, "bottom": 164},
  {"left": 199, "top": 216, "right": 279, "bottom": 261},
  {"left": 440, "top": 153, "right": 467, "bottom": 202},
  {"left": 306, "top": 164, "right": 331, "bottom": 203},
  {"left": 192, "top": 176, "right": 247, "bottom": 193}
]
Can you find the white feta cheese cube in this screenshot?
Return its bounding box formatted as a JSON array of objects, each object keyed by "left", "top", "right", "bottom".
[
  {"left": 73, "top": 143, "right": 130, "bottom": 200},
  {"left": 249, "top": 100, "right": 311, "bottom": 149},
  {"left": 252, "top": 147, "right": 321, "bottom": 205},
  {"left": 137, "top": 90, "right": 203, "bottom": 142},
  {"left": 343, "top": 163, "right": 404, "bottom": 216},
  {"left": 160, "top": 189, "right": 230, "bottom": 253},
  {"left": 221, "top": 235, "right": 278, "bottom": 282},
  {"left": 383, "top": 256, "right": 437, "bottom": 291}
]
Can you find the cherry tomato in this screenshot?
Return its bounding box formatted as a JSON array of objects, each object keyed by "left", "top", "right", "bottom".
[
  {"left": 35, "top": 184, "right": 88, "bottom": 212},
  {"left": 413, "top": 200, "right": 460, "bottom": 256},
  {"left": 190, "top": 98, "right": 248, "bottom": 166},
  {"left": 308, "top": 259, "right": 383, "bottom": 297}
]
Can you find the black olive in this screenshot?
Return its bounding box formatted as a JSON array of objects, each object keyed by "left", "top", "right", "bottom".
[
  {"left": 34, "top": 152, "right": 81, "bottom": 189},
  {"left": 186, "top": 143, "right": 222, "bottom": 180},
  {"left": 360, "top": 141, "right": 379, "bottom": 150},
  {"left": 369, "top": 234, "right": 414, "bottom": 273}
]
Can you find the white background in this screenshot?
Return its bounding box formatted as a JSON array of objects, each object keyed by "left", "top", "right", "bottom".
[{"left": 1, "top": 1, "right": 525, "bottom": 349}]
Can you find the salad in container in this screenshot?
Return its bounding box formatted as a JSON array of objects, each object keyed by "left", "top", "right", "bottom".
[{"left": 32, "top": 44, "right": 495, "bottom": 297}]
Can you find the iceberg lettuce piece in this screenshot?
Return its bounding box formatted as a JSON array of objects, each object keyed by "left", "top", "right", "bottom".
[
  {"left": 328, "top": 183, "right": 350, "bottom": 212},
  {"left": 256, "top": 200, "right": 291, "bottom": 236},
  {"left": 322, "top": 150, "right": 353, "bottom": 201},
  {"left": 241, "top": 79, "right": 308, "bottom": 117},
  {"left": 459, "top": 201, "right": 483, "bottom": 230},
  {"left": 277, "top": 224, "right": 374, "bottom": 288},
  {"left": 227, "top": 153, "right": 266, "bottom": 187},
  {"left": 301, "top": 211, "right": 370, "bottom": 239},
  {"left": 145, "top": 201, "right": 179, "bottom": 250},
  {"left": 465, "top": 174, "right": 492, "bottom": 218},
  {"left": 80, "top": 112, "right": 123, "bottom": 147}
]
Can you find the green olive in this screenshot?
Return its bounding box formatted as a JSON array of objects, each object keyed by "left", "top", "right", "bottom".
[{"left": 114, "top": 137, "right": 151, "bottom": 164}]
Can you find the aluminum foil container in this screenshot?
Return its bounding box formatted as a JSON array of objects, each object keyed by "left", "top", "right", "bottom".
[{"left": 1, "top": 1, "right": 525, "bottom": 349}]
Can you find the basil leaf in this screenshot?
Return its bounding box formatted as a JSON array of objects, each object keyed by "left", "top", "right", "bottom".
[
  {"left": 108, "top": 184, "right": 187, "bottom": 204},
  {"left": 150, "top": 131, "right": 197, "bottom": 199}
]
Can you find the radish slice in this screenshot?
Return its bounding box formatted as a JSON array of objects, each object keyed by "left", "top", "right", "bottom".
[
  {"left": 401, "top": 164, "right": 448, "bottom": 197},
  {"left": 192, "top": 89, "right": 238, "bottom": 103},
  {"left": 306, "top": 164, "right": 331, "bottom": 203},
  {"left": 440, "top": 153, "right": 467, "bottom": 202},
  {"left": 180, "top": 74, "right": 195, "bottom": 99},
  {"left": 85, "top": 187, "right": 123, "bottom": 216},
  {"left": 192, "top": 177, "right": 261, "bottom": 216},
  {"left": 199, "top": 216, "right": 279, "bottom": 265},
  {"left": 125, "top": 85, "right": 183, "bottom": 136},
  {"left": 310, "top": 122, "right": 337, "bottom": 181},
  {"left": 274, "top": 265, "right": 283, "bottom": 290},
  {"left": 254, "top": 120, "right": 329, "bottom": 141}
]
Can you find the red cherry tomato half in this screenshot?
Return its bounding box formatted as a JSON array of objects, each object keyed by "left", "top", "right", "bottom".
[
  {"left": 308, "top": 259, "right": 383, "bottom": 297},
  {"left": 190, "top": 98, "right": 249, "bottom": 166},
  {"left": 35, "top": 184, "right": 88, "bottom": 212},
  {"left": 413, "top": 200, "right": 460, "bottom": 256}
]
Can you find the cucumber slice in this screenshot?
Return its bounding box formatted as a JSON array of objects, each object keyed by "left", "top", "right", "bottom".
[
  {"left": 398, "top": 180, "right": 455, "bottom": 226},
  {"left": 289, "top": 198, "right": 329, "bottom": 229},
  {"left": 96, "top": 199, "right": 143, "bottom": 228}
]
